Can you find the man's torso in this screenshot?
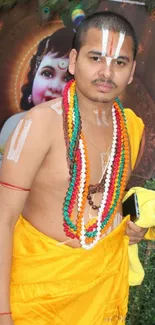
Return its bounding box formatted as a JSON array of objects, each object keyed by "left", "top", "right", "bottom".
[{"left": 22, "top": 98, "right": 132, "bottom": 248}]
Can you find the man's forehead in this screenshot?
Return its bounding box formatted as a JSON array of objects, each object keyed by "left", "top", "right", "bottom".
[
  {"left": 84, "top": 27, "right": 118, "bottom": 42},
  {"left": 82, "top": 28, "right": 133, "bottom": 53}
]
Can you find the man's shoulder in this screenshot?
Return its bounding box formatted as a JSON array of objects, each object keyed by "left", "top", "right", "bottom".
[
  {"left": 25, "top": 98, "right": 63, "bottom": 127},
  {"left": 124, "top": 108, "right": 144, "bottom": 128},
  {"left": 33, "top": 98, "right": 63, "bottom": 115},
  {"left": 124, "top": 108, "right": 145, "bottom": 169},
  {"left": 124, "top": 107, "right": 139, "bottom": 119}
]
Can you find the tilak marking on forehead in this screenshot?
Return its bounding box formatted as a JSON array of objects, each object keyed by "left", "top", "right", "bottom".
[
  {"left": 102, "top": 28, "right": 109, "bottom": 57},
  {"left": 7, "top": 119, "right": 32, "bottom": 163},
  {"left": 109, "top": 32, "right": 114, "bottom": 56},
  {"left": 106, "top": 57, "right": 112, "bottom": 67},
  {"left": 101, "top": 28, "right": 126, "bottom": 66},
  {"left": 114, "top": 32, "right": 125, "bottom": 58}
]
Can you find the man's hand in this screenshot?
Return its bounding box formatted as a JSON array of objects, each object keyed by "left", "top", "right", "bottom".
[{"left": 126, "top": 220, "right": 148, "bottom": 245}]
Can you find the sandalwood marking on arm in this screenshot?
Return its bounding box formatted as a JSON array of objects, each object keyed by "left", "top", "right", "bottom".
[{"left": 7, "top": 119, "right": 32, "bottom": 163}]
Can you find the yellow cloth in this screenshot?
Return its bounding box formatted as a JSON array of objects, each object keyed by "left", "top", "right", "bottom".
[
  {"left": 123, "top": 187, "right": 155, "bottom": 286},
  {"left": 10, "top": 109, "right": 144, "bottom": 325},
  {"left": 11, "top": 216, "right": 130, "bottom": 325},
  {"left": 125, "top": 108, "right": 144, "bottom": 170}
]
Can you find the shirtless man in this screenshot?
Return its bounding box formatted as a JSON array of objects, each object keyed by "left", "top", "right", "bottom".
[{"left": 0, "top": 11, "right": 148, "bottom": 325}]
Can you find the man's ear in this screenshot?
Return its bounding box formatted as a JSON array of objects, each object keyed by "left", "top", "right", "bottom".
[
  {"left": 128, "top": 61, "right": 136, "bottom": 85},
  {"left": 68, "top": 49, "right": 77, "bottom": 75}
]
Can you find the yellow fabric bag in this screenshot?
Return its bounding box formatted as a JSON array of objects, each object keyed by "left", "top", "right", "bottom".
[{"left": 123, "top": 187, "right": 155, "bottom": 286}]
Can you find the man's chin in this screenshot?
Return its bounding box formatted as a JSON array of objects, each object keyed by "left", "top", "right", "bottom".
[{"left": 90, "top": 94, "right": 114, "bottom": 104}]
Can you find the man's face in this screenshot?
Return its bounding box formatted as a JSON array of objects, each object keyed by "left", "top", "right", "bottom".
[
  {"left": 32, "top": 52, "right": 69, "bottom": 105},
  {"left": 69, "top": 28, "right": 136, "bottom": 103}
]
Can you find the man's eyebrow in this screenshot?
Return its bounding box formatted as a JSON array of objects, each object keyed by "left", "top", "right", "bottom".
[
  {"left": 88, "top": 50, "right": 102, "bottom": 56},
  {"left": 116, "top": 56, "right": 130, "bottom": 62},
  {"left": 87, "top": 52, "right": 130, "bottom": 62}
]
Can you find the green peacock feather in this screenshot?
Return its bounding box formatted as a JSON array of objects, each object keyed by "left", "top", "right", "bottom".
[{"left": 0, "top": 0, "right": 154, "bottom": 15}]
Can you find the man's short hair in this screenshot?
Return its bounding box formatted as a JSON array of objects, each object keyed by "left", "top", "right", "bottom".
[{"left": 73, "top": 11, "right": 138, "bottom": 60}]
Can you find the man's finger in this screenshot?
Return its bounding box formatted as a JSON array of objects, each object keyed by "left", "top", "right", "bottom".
[
  {"left": 126, "top": 230, "right": 144, "bottom": 239},
  {"left": 126, "top": 226, "right": 143, "bottom": 237},
  {"left": 127, "top": 221, "right": 143, "bottom": 233}
]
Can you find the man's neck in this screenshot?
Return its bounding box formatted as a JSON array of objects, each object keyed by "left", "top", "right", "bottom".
[{"left": 76, "top": 89, "right": 113, "bottom": 126}]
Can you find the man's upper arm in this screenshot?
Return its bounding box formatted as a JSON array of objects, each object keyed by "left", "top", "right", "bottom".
[{"left": 0, "top": 108, "right": 52, "bottom": 224}]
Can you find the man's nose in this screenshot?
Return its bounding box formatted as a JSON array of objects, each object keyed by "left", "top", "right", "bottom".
[{"left": 98, "top": 58, "right": 114, "bottom": 80}]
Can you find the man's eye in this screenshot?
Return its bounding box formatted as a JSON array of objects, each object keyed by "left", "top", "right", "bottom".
[
  {"left": 91, "top": 57, "right": 101, "bottom": 62},
  {"left": 115, "top": 60, "right": 125, "bottom": 67},
  {"left": 41, "top": 70, "right": 53, "bottom": 78}
]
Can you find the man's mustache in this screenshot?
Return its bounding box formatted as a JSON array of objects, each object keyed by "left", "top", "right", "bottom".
[{"left": 92, "top": 79, "right": 116, "bottom": 88}]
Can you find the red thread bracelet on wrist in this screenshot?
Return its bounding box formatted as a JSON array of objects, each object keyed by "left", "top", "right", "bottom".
[{"left": 0, "top": 312, "right": 12, "bottom": 315}]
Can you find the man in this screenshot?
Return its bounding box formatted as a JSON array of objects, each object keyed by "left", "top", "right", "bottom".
[{"left": 0, "top": 11, "right": 150, "bottom": 325}]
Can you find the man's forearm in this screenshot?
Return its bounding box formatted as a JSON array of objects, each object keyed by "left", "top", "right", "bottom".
[{"left": 0, "top": 224, "right": 14, "bottom": 313}]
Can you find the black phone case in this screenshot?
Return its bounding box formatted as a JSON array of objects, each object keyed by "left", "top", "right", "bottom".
[{"left": 122, "top": 193, "right": 140, "bottom": 221}]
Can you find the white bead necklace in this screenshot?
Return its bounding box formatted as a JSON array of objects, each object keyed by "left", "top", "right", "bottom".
[{"left": 79, "top": 106, "right": 117, "bottom": 249}]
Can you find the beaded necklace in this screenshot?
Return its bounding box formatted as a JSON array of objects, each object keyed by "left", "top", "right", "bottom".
[{"left": 62, "top": 80, "right": 129, "bottom": 249}]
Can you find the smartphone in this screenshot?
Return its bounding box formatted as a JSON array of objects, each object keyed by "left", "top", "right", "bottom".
[{"left": 122, "top": 192, "right": 140, "bottom": 221}]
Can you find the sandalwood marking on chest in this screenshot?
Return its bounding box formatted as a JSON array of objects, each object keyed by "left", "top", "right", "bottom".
[
  {"left": 93, "top": 109, "right": 109, "bottom": 126},
  {"left": 51, "top": 101, "right": 62, "bottom": 115},
  {"left": 7, "top": 119, "right": 32, "bottom": 163}
]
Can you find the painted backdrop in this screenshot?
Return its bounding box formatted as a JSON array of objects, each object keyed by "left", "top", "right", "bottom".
[{"left": 0, "top": 0, "right": 155, "bottom": 187}]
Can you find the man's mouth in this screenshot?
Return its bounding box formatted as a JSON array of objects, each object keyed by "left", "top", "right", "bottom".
[{"left": 94, "top": 82, "right": 115, "bottom": 93}]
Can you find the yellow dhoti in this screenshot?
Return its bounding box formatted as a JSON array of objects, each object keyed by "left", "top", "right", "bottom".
[{"left": 11, "top": 215, "right": 130, "bottom": 325}]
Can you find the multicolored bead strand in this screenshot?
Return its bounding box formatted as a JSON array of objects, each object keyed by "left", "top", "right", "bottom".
[{"left": 62, "top": 80, "right": 129, "bottom": 249}]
